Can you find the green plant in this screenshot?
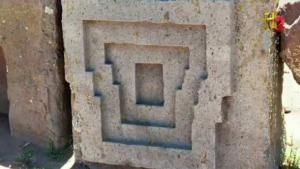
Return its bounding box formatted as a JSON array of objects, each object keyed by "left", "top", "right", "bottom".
[
  {"left": 48, "top": 138, "right": 73, "bottom": 161},
  {"left": 281, "top": 136, "right": 300, "bottom": 169},
  {"left": 20, "top": 149, "right": 36, "bottom": 165},
  {"left": 84, "top": 164, "right": 91, "bottom": 169},
  {"left": 282, "top": 148, "right": 300, "bottom": 169}
]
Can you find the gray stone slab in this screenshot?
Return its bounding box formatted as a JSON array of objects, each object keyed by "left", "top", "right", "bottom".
[
  {"left": 216, "top": 1, "right": 284, "bottom": 169},
  {"left": 63, "top": 0, "right": 233, "bottom": 168}
]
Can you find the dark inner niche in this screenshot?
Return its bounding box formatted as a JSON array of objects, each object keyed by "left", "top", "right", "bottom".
[{"left": 136, "top": 63, "right": 164, "bottom": 106}]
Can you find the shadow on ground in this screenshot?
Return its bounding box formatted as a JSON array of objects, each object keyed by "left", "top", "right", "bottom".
[
  {"left": 0, "top": 114, "right": 143, "bottom": 169},
  {"left": 0, "top": 114, "right": 75, "bottom": 169}
]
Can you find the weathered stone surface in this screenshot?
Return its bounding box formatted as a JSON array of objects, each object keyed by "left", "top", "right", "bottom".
[
  {"left": 63, "top": 0, "right": 283, "bottom": 168},
  {"left": 0, "top": 0, "right": 71, "bottom": 147},
  {"left": 279, "top": 1, "right": 300, "bottom": 85},
  {"left": 63, "top": 0, "right": 232, "bottom": 168},
  {"left": 216, "top": 1, "right": 284, "bottom": 168}
]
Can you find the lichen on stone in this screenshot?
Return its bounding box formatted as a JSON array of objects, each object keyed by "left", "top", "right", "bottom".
[{"left": 45, "top": 6, "right": 54, "bottom": 15}]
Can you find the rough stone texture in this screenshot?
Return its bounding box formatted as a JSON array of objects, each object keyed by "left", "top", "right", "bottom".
[
  {"left": 63, "top": 0, "right": 283, "bottom": 168},
  {"left": 0, "top": 0, "right": 71, "bottom": 147},
  {"left": 0, "top": 47, "right": 9, "bottom": 114},
  {"left": 63, "top": 0, "right": 232, "bottom": 168},
  {"left": 216, "top": 1, "right": 284, "bottom": 168},
  {"left": 279, "top": 1, "right": 300, "bottom": 85}
]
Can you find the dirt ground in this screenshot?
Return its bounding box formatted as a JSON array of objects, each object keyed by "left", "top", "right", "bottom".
[
  {"left": 0, "top": 114, "right": 142, "bottom": 169},
  {"left": 0, "top": 113, "right": 78, "bottom": 169}
]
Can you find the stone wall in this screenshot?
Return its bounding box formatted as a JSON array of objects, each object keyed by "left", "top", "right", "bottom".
[
  {"left": 63, "top": 0, "right": 283, "bottom": 168},
  {"left": 0, "top": 0, "right": 71, "bottom": 148}
]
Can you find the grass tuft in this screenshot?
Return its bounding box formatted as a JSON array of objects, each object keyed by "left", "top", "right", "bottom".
[
  {"left": 281, "top": 136, "right": 300, "bottom": 169},
  {"left": 20, "top": 149, "right": 36, "bottom": 165},
  {"left": 48, "top": 138, "right": 73, "bottom": 161}
]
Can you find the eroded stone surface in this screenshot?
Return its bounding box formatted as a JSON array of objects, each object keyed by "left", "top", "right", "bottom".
[
  {"left": 0, "top": 0, "right": 71, "bottom": 147},
  {"left": 63, "top": 0, "right": 284, "bottom": 168},
  {"left": 216, "top": 1, "right": 284, "bottom": 168},
  {"left": 63, "top": 0, "right": 232, "bottom": 168},
  {"left": 280, "top": 1, "right": 300, "bottom": 85}
]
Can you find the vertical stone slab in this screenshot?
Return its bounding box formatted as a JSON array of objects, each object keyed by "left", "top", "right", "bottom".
[
  {"left": 0, "top": 0, "right": 71, "bottom": 147},
  {"left": 63, "top": 0, "right": 233, "bottom": 168},
  {"left": 216, "top": 0, "right": 284, "bottom": 169}
]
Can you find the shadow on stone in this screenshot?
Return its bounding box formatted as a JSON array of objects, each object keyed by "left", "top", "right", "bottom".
[{"left": 0, "top": 46, "right": 9, "bottom": 114}]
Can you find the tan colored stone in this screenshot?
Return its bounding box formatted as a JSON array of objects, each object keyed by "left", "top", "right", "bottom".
[
  {"left": 0, "top": 0, "right": 71, "bottom": 147},
  {"left": 63, "top": 0, "right": 232, "bottom": 168},
  {"left": 63, "top": 0, "right": 283, "bottom": 168}
]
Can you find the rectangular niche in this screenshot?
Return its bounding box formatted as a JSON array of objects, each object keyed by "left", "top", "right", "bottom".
[{"left": 136, "top": 63, "right": 164, "bottom": 106}]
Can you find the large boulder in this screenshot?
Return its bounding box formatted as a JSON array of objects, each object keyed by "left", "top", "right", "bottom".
[{"left": 280, "top": 1, "right": 300, "bottom": 85}]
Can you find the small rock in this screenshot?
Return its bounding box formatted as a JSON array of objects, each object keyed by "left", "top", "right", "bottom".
[{"left": 284, "top": 107, "right": 292, "bottom": 114}]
